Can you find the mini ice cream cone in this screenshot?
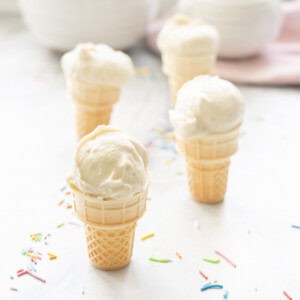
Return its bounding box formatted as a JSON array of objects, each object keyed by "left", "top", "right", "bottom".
[
  {"left": 157, "top": 15, "right": 218, "bottom": 104},
  {"left": 68, "top": 125, "right": 149, "bottom": 270},
  {"left": 169, "top": 75, "right": 245, "bottom": 204},
  {"left": 61, "top": 43, "right": 135, "bottom": 139},
  {"left": 70, "top": 185, "right": 148, "bottom": 270},
  {"left": 69, "top": 81, "right": 120, "bottom": 139},
  {"left": 176, "top": 127, "right": 240, "bottom": 203}
]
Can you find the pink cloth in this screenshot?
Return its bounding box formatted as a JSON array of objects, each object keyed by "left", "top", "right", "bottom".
[{"left": 146, "top": 4, "right": 300, "bottom": 86}]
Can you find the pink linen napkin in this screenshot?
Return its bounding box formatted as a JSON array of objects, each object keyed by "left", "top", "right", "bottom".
[{"left": 146, "top": 3, "right": 300, "bottom": 86}]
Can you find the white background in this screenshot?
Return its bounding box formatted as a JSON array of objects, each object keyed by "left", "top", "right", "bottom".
[{"left": 0, "top": 16, "right": 300, "bottom": 300}]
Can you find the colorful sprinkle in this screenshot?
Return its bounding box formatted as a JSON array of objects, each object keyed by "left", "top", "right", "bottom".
[
  {"left": 57, "top": 223, "right": 65, "bottom": 228},
  {"left": 10, "top": 276, "right": 14, "bottom": 280},
  {"left": 66, "top": 191, "right": 71, "bottom": 195},
  {"left": 60, "top": 186, "right": 67, "bottom": 192},
  {"left": 17, "top": 270, "right": 28, "bottom": 277},
  {"left": 68, "top": 222, "right": 81, "bottom": 227},
  {"left": 201, "top": 284, "right": 223, "bottom": 292},
  {"left": 291, "top": 225, "right": 300, "bottom": 229},
  {"left": 203, "top": 258, "right": 220, "bottom": 264},
  {"left": 58, "top": 199, "right": 65, "bottom": 206},
  {"left": 215, "top": 251, "right": 237, "bottom": 268},
  {"left": 47, "top": 253, "right": 57, "bottom": 260},
  {"left": 176, "top": 252, "right": 182, "bottom": 259},
  {"left": 283, "top": 291, "right": 292, "bottom": 300},
  {"left": 199, "top": 270, "right": 208, "bottom": 280},
  {"left": 66, "top": 205, "right": 72, "bottom": 209},
  {"left": 10, "top": 287, "right": 18, "bottom": 292},
  {"left": 27, "top": 271, "right": 46, "bottom": 283},
  {"left": 141, "top": 233, "right": 155, "bottom": 241},
  {"left": 149, "top": 258, "right": 172, "bottom": 263},
  {"left": 223, "top": 290, "right": 229, "bottom": 299}
]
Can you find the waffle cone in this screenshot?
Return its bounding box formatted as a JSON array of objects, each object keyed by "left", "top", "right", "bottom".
[
  {"left": 161, "top": 53, "right": 216, "bottom": 104},
  {"left": 68, "top": 80, "right": 120, "bottom": 139},
  {"left": 176, "top": 127, "right": 240, "bottom": 204},
  {"left": 69, "top": 185, "right": 148, "bottom": 270}
]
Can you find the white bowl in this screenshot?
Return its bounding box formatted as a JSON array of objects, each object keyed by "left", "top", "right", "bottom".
[
  {"left": 178, "top": 0, "right": 283, "bottom": 58},
  {"left": 18, "top": 0, "right": 150, "bottom": 51}
]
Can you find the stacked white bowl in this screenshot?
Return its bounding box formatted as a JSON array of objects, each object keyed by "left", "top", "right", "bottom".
[
  {"left": 178, "top": 0, "right": 282, "bottom": 58},
  {"left": 18, "top": 0, "right": 151, "bottom": 51}
]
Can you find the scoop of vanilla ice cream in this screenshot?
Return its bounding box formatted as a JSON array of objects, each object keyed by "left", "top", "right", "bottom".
[
  {"left": 61, "top": 43, "right": 135, "bottom": 87},
  {"left": 157, "top": 14, "right": 219, "bottom": 56},
  {"left": 69, "top": 126, "right": 148, "bottom": 200},
  {"left": 169, "top": 76, "right": 245, "bottom": 139}
]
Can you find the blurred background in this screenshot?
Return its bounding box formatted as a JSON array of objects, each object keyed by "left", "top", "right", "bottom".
[{"left": 1, "top": 0, "right": 299, "bottom": 85}]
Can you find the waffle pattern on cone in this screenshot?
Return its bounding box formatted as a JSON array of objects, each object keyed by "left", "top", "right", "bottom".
[
  {"left": 176, "top": 128, "right": 240, "bottom": 203},
  {"left": 186, "top": 157, "right": 229, "bottom": 203},
  {"left": 85, "top": 222, "right": 136, "bottom": 270}
]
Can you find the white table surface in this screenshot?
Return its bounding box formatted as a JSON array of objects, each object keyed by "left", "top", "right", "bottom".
[{"left": 1, "top": 16, "right": 300, "bottom": 300}]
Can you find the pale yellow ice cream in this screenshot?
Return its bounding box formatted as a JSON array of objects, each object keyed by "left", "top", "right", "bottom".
[
  {"left": 61, "top": 43, "right": 135, "bottom": 87},
  {"left": 68, "top": 125, "right": 148, "bottom": 200},
  {"left": 169, "top": 75, "right": 245, "bottom": 138},
  {"left": 157, "top": 14, "right": 219, "bottom": 56}
]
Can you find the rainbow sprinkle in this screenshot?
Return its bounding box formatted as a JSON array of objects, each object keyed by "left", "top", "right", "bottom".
[
  {"left": 215, "top": 250, "right": 236, "bottom": 268},
  {"left": 201, "top": 284, "right": 223, "bottom": 292},
  {"left": 283, "top": 290, "right": 292, "bottom": 300},
  {"left": 141, "top": 233, "right": 155, "bottom": 241},
  {"left": 199, "top": 270, "right": 208, "bottom": 280},
  {"left": 203, "top": 258, "right": 220, "bottom": 264},
  {"left": 291, "top": 225, "right": 300, "bottom": 229},
  {"left": 149, "top": 258, "right": 171, "bottom": 263}
]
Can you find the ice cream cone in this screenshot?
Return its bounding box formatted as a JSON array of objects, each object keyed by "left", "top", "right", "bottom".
[
  {"left": 61, "top": 43, "right": 135, "bottom": 139},
  {"left": 68, "top": 81, "right": 120, "bottom": 139},
  {"left": 157, "top": 14, "right": 219, "bottom": 105},
  {"left": 70, "top": 185, "right": 148, "bottom": 270},
  {"left": 176, "top": 127, "right": 240, "bottom": 203}
]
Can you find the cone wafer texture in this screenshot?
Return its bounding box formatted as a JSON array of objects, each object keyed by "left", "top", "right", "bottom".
[
  {"left": 71, "top": 186, "right": 148, "bottom": 270},
  {"left": 177, "top": 127, "right": 240, "bottom": 203}
]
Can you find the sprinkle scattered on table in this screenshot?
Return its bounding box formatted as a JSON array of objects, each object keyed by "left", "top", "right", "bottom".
[
  {"left": 57, "top": 223, "right": 65, "bottom": 228},
  {"left": 223, "top": 290, "right": 229, "bottom": 299},
  {"left": 215, "top": 250, "right": 237, "bottom": 268},
  {"left": 47, "top": 253, "right": 57, "bottom": 260},
  {"left": 58, "top": 199, "right": 65, "bottom": 206},
  {"left": 66, "top": 205, "right": 72, "bottom": 209},
  {"left": 60, "top": 186, "right": 67, "bottom": 192},
  {"left": 283, "top": 290, "right": 292, "bottom": 300},
  {"left": 291, "top": 225, "right": 300, "bottom": 229},
  {"left": 203, "top": 258, "right": 220, "bottom": 264},
  {"left": 176, "top": 252, "right": 182, "bottom": 259},
  {"left": 199, "top": 270, "right": 208, "bottom": 280},
  {"left": 149, "top": 258, "right": 172, "bottom": 263},
  {"left": 10, "top": 287, "right": 18, "bottom": 292},
  {"left": 68, "top": 221, "right": 81, "bottom": 227},
  {"left": 141, "top": 233, "right": 155, "bottom": 241},
  {"left": 201, "top": 284, "right": 223, "bottom": 292}
]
